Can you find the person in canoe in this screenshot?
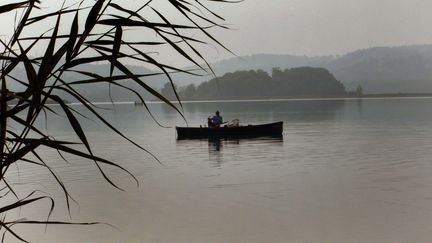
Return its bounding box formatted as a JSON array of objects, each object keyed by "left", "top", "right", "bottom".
[{"left": 208, "top": 110, "right": 223, "bottom": 128}]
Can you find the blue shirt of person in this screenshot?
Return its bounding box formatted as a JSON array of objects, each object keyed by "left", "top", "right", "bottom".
[{"left": 211, "top": 115, "right": 223, "bottom": 125}]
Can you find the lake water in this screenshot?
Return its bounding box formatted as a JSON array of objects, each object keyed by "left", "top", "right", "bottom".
[{"left": 7, "top": 98, "right": 432, "bottom": 243}]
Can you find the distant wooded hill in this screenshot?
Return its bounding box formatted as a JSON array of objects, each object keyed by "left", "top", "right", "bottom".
[
  {"left": 7, "top": 45, "right": 432, "bottom": 102},
  {"left": 170, "top": 45, "right": 432, "bottom": 94},
  {"left": 162, "top": 67, "right": 346, "bottom": 100}
]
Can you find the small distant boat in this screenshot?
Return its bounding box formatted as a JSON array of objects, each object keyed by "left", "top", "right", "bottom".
[{"left": 176, "top": 121, "right": 283, "bottom": 139}]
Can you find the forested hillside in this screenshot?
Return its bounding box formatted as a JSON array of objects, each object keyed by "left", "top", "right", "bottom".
[
  {"left": 170, "top": 45, "right": 432, "bottom": 94},
  {"left": 162, "top": 67, "right": 346, "bottom": 100},
  {"left": 9, "top": 45, "right": 432, "bottom": 102}
]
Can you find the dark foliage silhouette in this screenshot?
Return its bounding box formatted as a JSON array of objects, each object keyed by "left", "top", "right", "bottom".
[{"left": 0, "top": 0, "right": 237, "bottom": 241}]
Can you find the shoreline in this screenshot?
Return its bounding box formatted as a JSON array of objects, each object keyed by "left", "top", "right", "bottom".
[
  {"left": 10, "top": 93, "right": 427, "bottom": 107},
  {"left": 66, "top": 94, "right": 432, "bottom": 106}
]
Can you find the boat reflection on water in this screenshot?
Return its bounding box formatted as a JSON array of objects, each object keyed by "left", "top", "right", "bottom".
[
  {"left": 207, "top": 138, "right": 225, "bottom": 168},
  {"left": 210, "top": 136, "right": 283, "bottom": 168},
  {"left": 207, "top": 136, "right": 283, "bottom": 151},
  {"left": 208, "top": 138, "right": 224, "bottom": 152},
  {"left": 177, "top": 135, "right": 284, "bottom": 168}
]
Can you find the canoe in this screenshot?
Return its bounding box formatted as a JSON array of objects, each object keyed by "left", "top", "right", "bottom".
[{"left": 176, "top": 121, "right": 283, "bottom": 139}]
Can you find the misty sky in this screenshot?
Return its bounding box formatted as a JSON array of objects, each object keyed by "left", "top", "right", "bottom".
[
  {"left": 216, "top": 0, "right": 432, "bottom": 57},
  {"left": 1, "top": 0, "right": 432, "bottom": 65}
]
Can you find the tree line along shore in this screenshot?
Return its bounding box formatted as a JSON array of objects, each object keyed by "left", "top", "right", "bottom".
[{"left": 163, "top": 67, "right": 432, "bottom": 101}]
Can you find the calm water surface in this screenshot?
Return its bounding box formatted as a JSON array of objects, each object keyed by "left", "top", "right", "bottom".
[{"left": 8, "top": 98, "right": 432, "bottom": 243}]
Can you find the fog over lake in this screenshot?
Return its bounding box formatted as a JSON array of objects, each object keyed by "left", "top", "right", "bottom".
[
  {"left": 2, "top": 0, "right": 432, "bottom": 65},
  {"left": 2, "top": 0, "right": 432, "bottom": 242},
  {"left": 9, "top": 98, "right": 432, "bottom": 243}
]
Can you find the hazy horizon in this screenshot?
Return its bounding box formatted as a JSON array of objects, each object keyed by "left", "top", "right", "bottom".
[{"left": 2, "top": 0, "right": 432, "bottom": 67}]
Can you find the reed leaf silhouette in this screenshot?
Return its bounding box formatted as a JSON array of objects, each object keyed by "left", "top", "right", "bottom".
[{"left": 0, "top": 0, "right": 236, "bottom": 241}]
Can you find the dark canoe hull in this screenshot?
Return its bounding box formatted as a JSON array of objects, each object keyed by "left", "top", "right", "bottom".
[{"left": 176, "top": 121, "right": 283, "bottom": 139}]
